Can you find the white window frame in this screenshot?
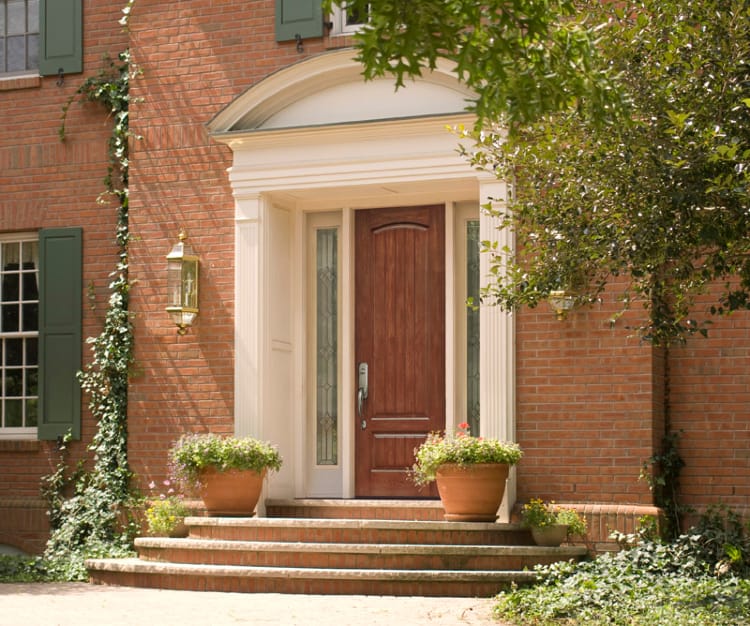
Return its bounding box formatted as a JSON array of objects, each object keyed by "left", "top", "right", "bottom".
[
  {"left": 328, "top": 2, "right": 367, "bottom": 36},
  {"left": 305, "top": 211, "right": 344, "bottom": 495},
  {"left": 0, "top": 0, "right": 40, "bottom": 76},
  {"left": 0, "top": 232, "right": 39, "bottom": 440}
]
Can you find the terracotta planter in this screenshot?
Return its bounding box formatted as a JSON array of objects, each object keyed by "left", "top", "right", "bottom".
[
  {"left": 531, "top": 524, "right": 568, "bottom": 546},
  {"left": 169, "top": 521, "right": 189, "bottom": 538},
  {"left": 198, "top": 467, "right": 267, "bottom": 516},
  {"left": 434, "top": 463, "right": 510, "bottom": 522}
]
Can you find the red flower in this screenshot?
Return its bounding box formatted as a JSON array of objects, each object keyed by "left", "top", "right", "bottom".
[{"left": 458, "top": 422, "right": 470, "bottom": 430}]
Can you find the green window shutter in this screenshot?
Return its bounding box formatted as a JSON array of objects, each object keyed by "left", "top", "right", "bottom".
[
  {"left": 276, "top": 0, "right": 323, "bottom": 42},
  {"left": 39, "top": 0, "right": 83, "bottom": 76},
  {"left": 38, "top": 228, "right": 82, "bottom": 441}
]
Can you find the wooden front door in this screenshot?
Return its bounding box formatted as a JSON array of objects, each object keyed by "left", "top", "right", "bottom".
[{"left": 354, "top": 205, "right": 445, "bottom": 497}]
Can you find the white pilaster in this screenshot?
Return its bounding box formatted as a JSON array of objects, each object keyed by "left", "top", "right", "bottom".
[
  {"left": 234, "top": 193, "right": 265, "bottom": 439},
  {"left": 478, "top": 180, "right": 517, "bottom": 521}
]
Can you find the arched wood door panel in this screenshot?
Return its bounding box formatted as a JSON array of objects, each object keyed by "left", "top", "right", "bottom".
[{"left": 354, "top": 205, "right": 445, "bottom": 497}]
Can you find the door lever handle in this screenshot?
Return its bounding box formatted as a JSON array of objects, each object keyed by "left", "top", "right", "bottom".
[{"left": 357, "top": 362, "right": 368, "bottom": 418}]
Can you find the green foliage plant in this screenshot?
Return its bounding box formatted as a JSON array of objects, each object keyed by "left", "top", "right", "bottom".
[
  {"left": 496, "top": 519, "right": 750, "bottom": 625},
  {"left": 0, "top": 555, "right": 54, "bottom": 583},
  {"left": 411, "top": 422, "right": 522, "bottom": 486},
  {"left": 42, "top": 1, "right": 139, "bottom": 581},
  {"left": 473, "top": 0, "right": 750, "bottom": 346},
  {"left": 521, "top": 498, "right": 588, "bottom": 537},
  {"left": 170, "top": 434, "right": 283, "bottom": 488},
  {"left": 328, "top": 0, "right": 622, "bottom": 131},
  {"left": 640, "top": 430, "right": 687, "bottom": 539},
  {"left": 144, "top": 480, "right": 189, "bottom": 536},
  {"left": 40, "top": 432, "right": 85, "bottom": 531},
  {"left": 350, "top": 0, "right": 750, "bottom": 346},
  {"left": 690, "top": 504, "right": 750, "bottom": 578}
]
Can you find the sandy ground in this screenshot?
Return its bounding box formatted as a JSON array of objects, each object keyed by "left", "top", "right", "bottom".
[{"left": 0, "top": 583, "right": 502, "bottom": 626}]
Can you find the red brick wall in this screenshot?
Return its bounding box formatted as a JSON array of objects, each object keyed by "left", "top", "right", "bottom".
[
  {"left": 125, "top": 0, "right": 344, "bottom": 489},
  {"left": 0, "top": 0, "right": 127, "bottom": 551},
  {"left": 670, "top": 307, "right": 750, "bottom": 522},
  {"left": 515, "top": 283, "right": 660, "bottom": 507},
  {"left": 3, "top": 0, "right": 748, "bottom": 553}
]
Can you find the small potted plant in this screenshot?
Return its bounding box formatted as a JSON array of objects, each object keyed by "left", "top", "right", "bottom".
[
  {"left": 521, "top": 498, "right": 587, "bottom": 546},
  {"left": 144, "top": 479, "right": 189, "bottom": 537},
  {"left": 412, "top": 422, "right": 523, "bottom": 522},
  {"left": 170, "top": 433, "right": 283, "bottom": 516}
]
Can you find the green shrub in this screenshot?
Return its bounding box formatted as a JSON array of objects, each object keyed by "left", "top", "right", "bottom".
[
  {"left": 495, "top": 508, "right": 750, "bottom": 625},
  {"left": 0, "top": 556, "right": 53, "bottom": 583}
]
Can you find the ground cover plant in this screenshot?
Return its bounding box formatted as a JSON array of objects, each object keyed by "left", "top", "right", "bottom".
[
  {"left": 495, "top": 507, "right": 750, "bottom": 625},
  {"left": 0, "top": 555, "right": 54, "bottom": 583}
]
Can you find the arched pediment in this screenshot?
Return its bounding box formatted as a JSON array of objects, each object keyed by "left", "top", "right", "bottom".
[{"left": 208, "top": 49, "right": 473, "bottom": 134}]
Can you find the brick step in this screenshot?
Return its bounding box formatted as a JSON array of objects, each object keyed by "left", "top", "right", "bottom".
[
  {"left": 186, "top": 517, "right": 533, "bottom": 545},
  {"left": 86, "top": 501, "right": 588, "bottom": 597},
  {"left": 85, "top": 557, "right": 539, "bottom": 597},
  {"left": 134, "top": 536, "right": 585, "bottom": 570},
  {"left": 266, "top": 498, "right": 445, "bottom": 521}
]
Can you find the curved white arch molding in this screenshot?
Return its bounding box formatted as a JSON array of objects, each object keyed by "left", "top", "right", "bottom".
[{"left": 208, "top": 48, "right": 475, "bottom": 133}]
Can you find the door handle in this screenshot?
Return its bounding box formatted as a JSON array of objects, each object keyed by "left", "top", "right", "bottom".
[{"left": 357, "top": 362, "right": 368, "bottom": 418}]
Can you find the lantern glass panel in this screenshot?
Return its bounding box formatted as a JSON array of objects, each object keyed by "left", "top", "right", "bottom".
[
  {"left": 182, "top": 259, "right": 198, "bottom": 309},
  {"left": 167, "top": 260, "right": 183, "bottom": 309}
]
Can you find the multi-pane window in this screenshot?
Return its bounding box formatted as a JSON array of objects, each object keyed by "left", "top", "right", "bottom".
[
  {"left": 0, "top": 0, "right": 39, "bottom": 74},
  {"left": 330, "top": 2, "right": 366, "bottom": 35},
  {"left": 0, "top": 237, "right": 38, "bottom": 432}
]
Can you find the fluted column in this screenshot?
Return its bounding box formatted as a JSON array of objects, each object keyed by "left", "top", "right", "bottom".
[{"left": 478, "top": 179, "right": 516, "bottom": 520}]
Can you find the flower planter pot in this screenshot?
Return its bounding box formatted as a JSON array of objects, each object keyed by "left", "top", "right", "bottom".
[
  {"left": 434, "top": 463, "right": 510, "bottom": 522},
  {"left": 198, "top": 467, "right": 267, "bottom": 516},
  {"left": 531, "top": 524, "right": 568, "bottom": 546},
  {"left": 169, "top": 521, "right": 189, "bottom": 538}
]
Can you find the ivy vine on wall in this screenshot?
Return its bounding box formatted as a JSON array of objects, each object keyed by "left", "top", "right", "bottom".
[{"left": 42, "top": 2, "right": 139, "bottom": 580}]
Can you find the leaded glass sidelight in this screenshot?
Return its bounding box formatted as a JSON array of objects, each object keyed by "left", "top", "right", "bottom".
[
  {"left": 316, "top": 228, "right": 338, "bottom": 465},
  {"left": 466, "top": 220, "right": 480, "bottom": 435}
]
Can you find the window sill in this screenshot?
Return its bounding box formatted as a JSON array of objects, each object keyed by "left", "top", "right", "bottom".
[
  {"left": 0, "top": 74, "right": 41, "bottom": 91},
  {"left": 0, "top": 439, "right": 40, "bottom": 452},
  {"left": 324, "top": 34, "right": 357, "bottom": 50}
]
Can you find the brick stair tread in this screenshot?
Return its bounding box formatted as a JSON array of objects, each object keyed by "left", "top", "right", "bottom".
[
  {"left": 135, "top": 536, "right": 586, "bottom": 558},
  {"left": 86, "top": 557, "right": 539, "bottom": 583},
  {"left": 185, "top": 516, "right": 525, "bottom": 531},
  {"left": 266, "top": 498, "right": 443, "bottom": 509}
]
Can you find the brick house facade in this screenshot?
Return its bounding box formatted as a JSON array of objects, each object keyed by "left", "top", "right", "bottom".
[{"left": 1, "top": 0, "right": 747, "bottom": 554}]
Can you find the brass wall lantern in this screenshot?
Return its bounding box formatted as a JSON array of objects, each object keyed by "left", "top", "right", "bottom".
[
  {"left": 548, "top": 290, "right": 575, "bottom": 321},
  {"left": 166, "top": 231, "right": 199, "bottom": 334}
]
